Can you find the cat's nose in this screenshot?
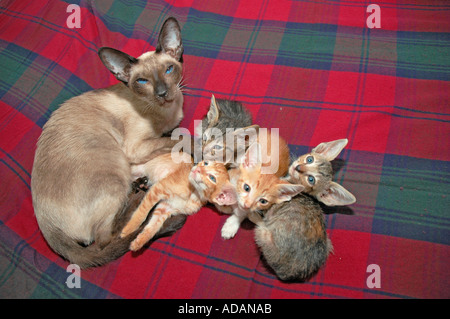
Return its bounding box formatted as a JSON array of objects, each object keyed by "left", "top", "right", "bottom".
[
  {"left": 157, "top": 89, "right": 168, "bottom": 98},
  {"left": 155, "top": 84, "right": 168, "bottom": 98},
  {"left": 295, "top": 164, "right": 305, "bottom": 173}
]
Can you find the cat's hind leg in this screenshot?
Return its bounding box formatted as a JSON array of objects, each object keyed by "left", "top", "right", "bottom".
[{"left": 129, "top": 202, "right": 173, "bottom": 251}]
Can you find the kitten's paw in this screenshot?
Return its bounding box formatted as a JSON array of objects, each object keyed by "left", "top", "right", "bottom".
[
  {"left": 129, "top": 233, "right": 148, "bottom": 251},
  {"left": 221, "top": 220, "right": 239, "bottom": 239},
  {"left": 120, "top": 226, "right": 132, "bottom": 238},
  {"left": 129, "top": 239, "right": 143, "bottom": 252}
]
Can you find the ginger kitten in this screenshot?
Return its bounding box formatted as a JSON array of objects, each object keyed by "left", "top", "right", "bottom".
[{"left": 120, "top": 157, "right": 236, "bottom": 251}]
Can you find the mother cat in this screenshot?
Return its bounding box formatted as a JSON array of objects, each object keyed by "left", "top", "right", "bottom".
[{"left": 31, "top": 18, "right": 185, "bottom": 268}]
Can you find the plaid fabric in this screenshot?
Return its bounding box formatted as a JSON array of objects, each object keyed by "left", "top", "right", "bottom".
[{"left": 0, "top": 0, "right": 449, "bottom": 299}]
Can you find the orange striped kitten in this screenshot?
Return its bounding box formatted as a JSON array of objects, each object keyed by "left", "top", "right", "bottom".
[
  {"left": 287, "top": 139, "right": 356, "bottom": 206},
  {"left": 120, "top": 157, "right": 236, "bottom": 251},
  {"left": 231, "top": 126, "right": 290, "bottom": 177},
  {"left": 217, "top": 142, "right": 304, "bottom": 239}
]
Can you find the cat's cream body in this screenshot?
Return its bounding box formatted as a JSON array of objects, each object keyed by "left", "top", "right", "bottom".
[{"left": 31, "top": 18, "right": 185, "bottom": 268}]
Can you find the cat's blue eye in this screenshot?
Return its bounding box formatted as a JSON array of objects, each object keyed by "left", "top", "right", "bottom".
[
  {"left": 136, "top": 78, "right": 148, "bottom": 84},
  {"left": 307, "top": 175, "right": 316, "bottom": 185},
  {"left": 209, "top": 175, "right": 216, "bottom": 183},
  {"left": 204, "top": 161, "right": 209, "bottom": 166},
  {"left": 306, "top": 155, "right": 314, "bottom": 164},
  {"left": 259, "top": 198, "right": 268, "bottom": 205},
  {"left": 166, "top": 65, "right": 174, "bottom": 74},
  {"left": 243, "top": 183, "right": 251, "bottom": 192},
  {"left": 213, "top": 145, "right": 223, "bottom": 150}
]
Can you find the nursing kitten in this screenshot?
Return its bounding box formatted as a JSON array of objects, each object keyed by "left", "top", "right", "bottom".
[
  {"left": 287, "top": 139, "right": 356, "bottom": 206},
  {"left": 31, "top": 17, "right": 185, "bottom": 268},
  {"left": 218, "top": 143, "right": 304, "bottom": 239},
  {"left": 197, "top": 95, "right": 255, "bottom": 164},
  {"left": 120, "top": 158, "right": 236, "bottom": 251},
  {"left": 249, "top": 194, "right": 333, "bottom": 281}
]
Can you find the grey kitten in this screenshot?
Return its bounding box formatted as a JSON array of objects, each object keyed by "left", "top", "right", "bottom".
[
  {"left": 196, "top": 95, "right": 258, "bottom": 164},
  {"left": 286, "top": 139, "right": 356, "bottom": 206},
  {"left": 249, "top": 194, "right": 333, "bottom": 281}
]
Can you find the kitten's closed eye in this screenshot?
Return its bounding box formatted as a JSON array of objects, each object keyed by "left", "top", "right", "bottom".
[{"left": 166, "top": 65, "right": 174, "bottom": 74}]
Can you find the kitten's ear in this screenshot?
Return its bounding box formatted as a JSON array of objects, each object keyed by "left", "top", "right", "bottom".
[
  {"left": 316, "top": 181, "right": 356, "bottom": 206},
  {"left": 241, "top": 142, "right": 262, "bottom": 170},
  {"left": 312, "top": 138, "right": 348, "bottom": 161},
  {"left": 214, "top": 183, "right": 237, "bottom": 206},
  {"left": 207, "top": 95, "right": 220, "bottom": 126},
  {"left": 233, "top": 124, "right": 260, "bottom": 150},
  {"left": 98, "top": 47, "right": 137, "bottom": 84},
  {"left": 156, "top": 17, "right": 183, "bottom": 62},
  {"left": 276, "top": 183, "right": 304, "bottom": 203},
  {"left": 233, "top": 125, "right": 260, "bottom": 137}
]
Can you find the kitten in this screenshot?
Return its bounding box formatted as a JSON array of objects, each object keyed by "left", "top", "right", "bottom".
[
  {"left": 249, "top": 194, "right": 333, "bottom": 281},
  {"left": 197, "top": 95, "right": 255, "bottom": 165},
  {"left": 120, "top": 157, "right": 236, "bottom": 251},
  {"left": 31, "top": 17, "right": 186, "bottom": 268},
  {"left": 218, "top": 143, "right": 304, "bottom": 239},
  {"left": 287, "top": 139, "right": 356, "bottom": 206}
]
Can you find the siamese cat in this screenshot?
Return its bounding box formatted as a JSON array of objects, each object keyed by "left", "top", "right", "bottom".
[{"left": 31, "top": 17, "right": 186, "bottom": 268}]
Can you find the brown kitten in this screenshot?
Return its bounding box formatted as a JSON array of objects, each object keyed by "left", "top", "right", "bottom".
[
  {"left": 31, "top": 17, "right": 186, "bottom": 268},
  {"left": 250, "top": 194, "right": 333, "bottom": 281},
  {"left": 120, "top": 158, "right": 236, "bottom": 251},
  {"left": 287, "top": 139, "right": 356, "bottom": 206}
]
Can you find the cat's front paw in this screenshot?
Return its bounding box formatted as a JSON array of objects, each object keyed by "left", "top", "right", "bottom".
[{"left": 221, "top": 219, "right": 240, "bottom": 239}]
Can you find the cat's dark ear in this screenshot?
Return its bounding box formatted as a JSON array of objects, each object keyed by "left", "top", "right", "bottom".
[
  {"left": 312, "top": 138, "right": 348, "bottom": 161},
  {"left": 276, "top": 183, "right": 304, "bottom": 203},
  {"left": 214, "top": 183, "right": 237, "bottom": 206},
  {"left": 316, "top": 181, "right": 356, "bottom": 206},
  {"left": 98, "top": 47, "right": 137, "bottom": 84},
  {"left": 207, "top": 95, "right": 220, "bottom": 126},
  {"left": 156, "top": 17, "right": 183, "bottom": 62}
]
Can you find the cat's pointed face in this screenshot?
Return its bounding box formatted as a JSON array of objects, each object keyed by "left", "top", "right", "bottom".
[
  {"left": 128, "top": 52, "right": 183, "bottom": 106},
  {"left": 98, "top": 18, "right": 184, "bottom": 107},
  {"left": 288, "top": 153, "right": 333, "bottom": 195}
]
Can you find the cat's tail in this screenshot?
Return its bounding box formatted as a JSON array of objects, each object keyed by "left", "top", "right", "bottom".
[{"left": 44, "top": 191, "right": 187, "bottom": 269}]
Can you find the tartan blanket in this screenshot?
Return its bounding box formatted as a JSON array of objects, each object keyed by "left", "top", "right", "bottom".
[{"left": 0, "top": 0, "right": 449, "bottom": 299}]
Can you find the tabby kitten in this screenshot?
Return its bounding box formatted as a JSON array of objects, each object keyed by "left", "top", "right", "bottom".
[
  {"left": 218, "top": 143, "right": 304, "bottom": 239},
  {"left": 249, "top": 194, "right": 333, "bottom": 281},
  {"left": 120, "top": 157, "right": 236, "bottom": 251},
  {"left": 287, "top": 139, "right": 356, "bottom": 206},
  {"left": 197, "top": 95, "right": 255, "bottom": 165}
]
